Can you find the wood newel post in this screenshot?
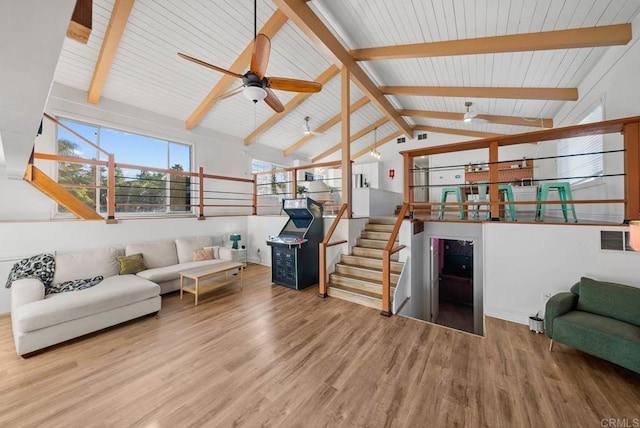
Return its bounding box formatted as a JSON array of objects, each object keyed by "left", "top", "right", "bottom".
[
  {"left": 198, "top": 166, "right": 205, "bottom": 220},
  {"left": 381, "top": 249, "right": 391, "bottom": 316},
  {"left": 489, "top": 142, "right": 500, "bottom": 220},
  {"left": 106, "top": 153, "right": 117, "bottom": 224},
  {"left": 623, "top": 122, "right": 640, "bottom": 222},
  {"left": 292, "top": 168, "right": 298, "bottom": 199},
  {"left": 319, "top": 242, "right": 327, "bottom": 297},
  {"left": 252, "top": 173, "right": 258, "bottom": 216},
  {"left": 403, "top": 152, "right": 412, "bottom": 207}
]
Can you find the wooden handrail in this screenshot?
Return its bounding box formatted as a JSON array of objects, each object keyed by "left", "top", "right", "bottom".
[
  {"left": 382, "top": 203, "right": 410, "bottom": 316},
  {"left": 319, "top": 203, "right": 348, "bottom": 297}
]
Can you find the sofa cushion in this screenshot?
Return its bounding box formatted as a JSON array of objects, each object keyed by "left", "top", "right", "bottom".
[
  {"left": 175, "top": 237, "right": 213, "bottom": 264},
  {"left": 576, "top": 277, "right": 640, "bottom": 327},
  {"left": 13, "top": 275, "right": 159, "bottom": 334},
  {"left": 116, "top": 253, "right": 148, "bottom": 275},
  {"left": 136, "top": 259, "right": 227, "bottom": 283},
  {"left": 126, "top": 240, "right": 177, "bottom": 269},
  {"left": 192, "top": 248, "right": 213, "bottom": 262},
  {"left": 553, "top": 311, "right": 640, "bottom": 373},
  {"left": 53, "top": 247, "right": 120, "bottom": 285}
]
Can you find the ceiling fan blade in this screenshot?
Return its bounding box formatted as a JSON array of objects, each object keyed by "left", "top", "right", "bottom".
[
  {"left": 214, "top": 85, "right": 245, "bottom": 101},
  {"left": 268, "top": 77, "right": 322, "bottom": 93},
  {"left": 251, "top": 34, "right": 271, "bottom": 79},
  {"left": 178, "top": 53, "right": 244, "bottom": 79},
  {"left": 264, "top": 88, "right": 284, "bottom": 113}
]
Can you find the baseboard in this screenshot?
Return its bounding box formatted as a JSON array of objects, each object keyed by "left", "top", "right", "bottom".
[{"left": 485, "top": 308, "right": 530, "bottom": 325}]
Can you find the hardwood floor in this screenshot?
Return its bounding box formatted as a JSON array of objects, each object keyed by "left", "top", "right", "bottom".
[{"left": 1, "top": 264, "right": 639, "bottom": 427}]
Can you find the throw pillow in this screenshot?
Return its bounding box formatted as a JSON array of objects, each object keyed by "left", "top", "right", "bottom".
[
  {"left": 204, "top": 246, "right": 220, "bottom": 259},
  {"left": 5, "top": 253, "right": 55, "bottom": 289},
  {"left": 193, "top": 248, "right": 214, "bottom": 262},
  {"left": 47, "top": 276, "right": 104, "bottom": 295},
  {"left": 116, "top": 253, "right": 147, "bottom": 275}
]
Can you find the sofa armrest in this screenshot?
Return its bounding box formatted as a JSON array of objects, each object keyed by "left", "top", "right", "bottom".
[
  {"left": 218, "top": 247, "right": 233, "bottom": 261},
  {"left": 11, "top": 278, "right": 45, "bottom": 312},
  {"left": 544, "top": 292, "right": 578, "bottom": 338}
]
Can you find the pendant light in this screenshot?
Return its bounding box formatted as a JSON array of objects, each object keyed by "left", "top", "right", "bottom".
[{"left": 370, "top": 127, "right": 381, "bottom": 159}]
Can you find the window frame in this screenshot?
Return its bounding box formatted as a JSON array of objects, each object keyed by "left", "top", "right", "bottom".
[{"left": 54, "top": 115, "right": 194, "bottom": 218}]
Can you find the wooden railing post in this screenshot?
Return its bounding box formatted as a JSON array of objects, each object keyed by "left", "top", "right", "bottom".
[
  {"left": 624, "top": 122, "right": 640, "bottom": 222},
  {"left": 319, "top": 203, "right": 348, "bottom": 298},
  {"left": 381, "top": 249, "right": 391, "bottom": 316},
  {"left": 106, "top": 153, "right": 117, "bottom": 224},
  {"left": 319, "top": 242, "right": 327, "bottom": 297},
  {"left": 198, "top": 166, "right": 205, "bottom": 220},
  {"left": 252, "top": 173, "right": 258, "bottom": 216},
  {"left": 292, "top": 168, "right": 298, "bottom": 199},
  {"left": 488, "top": 142, "right": 499, "bottom": 220}
]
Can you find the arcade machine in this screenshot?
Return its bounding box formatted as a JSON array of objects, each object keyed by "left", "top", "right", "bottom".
[{"left": 266, "top": 198, "right": 324, "bottom": 289}]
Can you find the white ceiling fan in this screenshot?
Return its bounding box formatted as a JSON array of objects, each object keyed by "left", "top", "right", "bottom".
[
  {"left": 463, "top": 102, "right": 488, "bottom": 124},
  {"left": 303, "top": 116, "right": 322, "bottom": 136}
]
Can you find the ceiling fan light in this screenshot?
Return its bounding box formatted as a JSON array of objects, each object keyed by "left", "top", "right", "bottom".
[
  {"left": 243, "top": 86, "right": 267, "bottom": 103},
  {"left": 464, "top": 111, "right": 477, "bottom": 122}
]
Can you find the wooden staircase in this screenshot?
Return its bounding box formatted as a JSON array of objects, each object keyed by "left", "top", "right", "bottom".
[
  {"left": 327, "top": 217, "right": 404, "bottom": 310},
  {"left": 24, "top": 164, "right": 104, "bottom": 220}
]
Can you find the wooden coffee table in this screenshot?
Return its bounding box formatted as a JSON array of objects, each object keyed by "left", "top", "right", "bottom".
[{"left": 179, "top": 261, "right": 244, "bottom": 306}]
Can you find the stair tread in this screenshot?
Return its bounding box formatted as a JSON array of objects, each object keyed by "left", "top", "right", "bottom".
[
  {"left": 336, "top": 263, "right": 400, "bottom": 277},
  {"left": 331, "top": 271, "right": 385, "bottom": 286},
  {"left": 328, "top": 283, "right": 382, "bottom": 300}
]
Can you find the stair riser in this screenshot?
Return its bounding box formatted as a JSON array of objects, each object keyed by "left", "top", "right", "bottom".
[
  {"left": 335, "top": 265, "right": 399, "bottom": 285},
  {"left": 357, "top": 239, "right": 397, "bottom": 249},
  {"left": 360, "top": 231, "right": 392, "bottom": 240},
  {"left": 364, "top": 224, "right": 395, "bottom": 232},
  {"left": 367, "top": 217, "right": 397, "bottom": 225},
  {"left": 327, "top": 287, "right": 382, "bottom": 310},
  {"left": 340, "top": 255, "right": 403, "bottom": 273},
  {"left": 352, "top": 247, "right": 399, "bottom": 261},
  {"left": 330, "top": 275, "right": 383, "bottom": 294}
]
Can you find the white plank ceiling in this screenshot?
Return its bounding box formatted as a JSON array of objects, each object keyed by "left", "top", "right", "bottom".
[{"left": 52, "top": 0, "right": 640, "bottom": 163}]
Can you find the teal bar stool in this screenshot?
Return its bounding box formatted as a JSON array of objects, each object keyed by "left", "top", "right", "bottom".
[
  {"left": 439, "top": 187, "right": 464, "bottom": 219},
  {"left": 498, "top": 184, "right": 517, "bottom": 221},
  {"left": 472, "top": 182, "right": 490, "bottom": 220},
  {"left": 535, "top": 182, "right": 578, "bottom": 222}
]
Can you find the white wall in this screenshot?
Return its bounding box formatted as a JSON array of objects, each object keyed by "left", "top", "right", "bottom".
[
  {"left": 0, "top": 216, "right": 247, "bottom": 314},
  {"left": 484, "top": 223, "right": 640, "bottom": 324}
]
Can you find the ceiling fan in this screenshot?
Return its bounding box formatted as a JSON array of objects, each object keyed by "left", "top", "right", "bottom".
[
  {"left": 177, "top": 2, "right": 322, "bottom": 113},
  {"left": 303, "top": 116, "right": 322, "bottom": 136},
  {"left": 463, "top": 102, "right": 488, "bottom": 124}
]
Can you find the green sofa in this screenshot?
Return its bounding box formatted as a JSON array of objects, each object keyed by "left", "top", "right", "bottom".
[{"left": 545, "top": 277, "right": 640, "bottom": 373}]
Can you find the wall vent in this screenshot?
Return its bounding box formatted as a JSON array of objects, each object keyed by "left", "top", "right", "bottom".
[
  {"left": 600, "top": 230, "right": 636, "bottom": 252},
  {"left": 417, "top": 133, "right": 427, "bottom": 141},
  {"left": 397, "top": 137, "right": 406, "bottom": 144}
]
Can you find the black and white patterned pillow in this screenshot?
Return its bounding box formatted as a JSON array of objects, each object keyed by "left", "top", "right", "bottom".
[
  {"left": 5, "top": 254, "right": 55, "bottom": 289},
  {"left": 47, "top": 276, "right": 104, "bottom": 295}
]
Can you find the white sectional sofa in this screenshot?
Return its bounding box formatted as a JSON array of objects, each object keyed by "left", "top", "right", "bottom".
[{"left": 10, "top": 236, "right": 234, "bottom": 356}]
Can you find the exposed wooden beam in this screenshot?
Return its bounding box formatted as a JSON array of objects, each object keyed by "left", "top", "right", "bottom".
[
  {"left": 382, "top": 86, "right": 578, "bottom": 101},
  {"left": 352, "top": 131, "right": 403, "bottom": 160},
  {"left": 413, "top": 125, "right": 504, "bottom": 139},
  {"left": 185, "top": 10, "right": 288, "bottom": 130},
  {"left": 244, "top": 65, "right": 339, "bottom": 145},
  {"left": 283, "top": 96, "right": 370, "bottom": 156},
  {"left": 87, "top": 0, "right": 135, "bottom": 104},
  {"left": 341, "top": 67, "right": 352, "bottom": 219},
  {"left": 272, "top": 0, "right": 412, "bottom": 137},
  {"left": 67, "top": 0, "right": 93, "bottom": 44},
  {"left": 312, "top": 117, "right": 389, "bottom": 162},
  {"left": 351, "top": 24, "right": 632, "bottom": 61},
  {"left": 399, "top": 109, "right": 553, "bottom": 128}
]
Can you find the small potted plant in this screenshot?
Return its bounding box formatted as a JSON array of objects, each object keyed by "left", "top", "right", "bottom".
[{"left": 296, "top": 185, "right": 307, "bottom": 198}]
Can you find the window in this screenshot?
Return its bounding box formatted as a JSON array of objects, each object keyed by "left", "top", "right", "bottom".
[
  {"left": 557, "top": 104, "right": 604, "bottom": 185},
  {"left": 57, "top": 118, "right": 192, "bottom": 215},
  {"left": 252, "top": 159, "right": 289, "bottom": 196}
]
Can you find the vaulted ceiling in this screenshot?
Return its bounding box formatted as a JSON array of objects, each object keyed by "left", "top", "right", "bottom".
[{"left": 51, "top": 0, "right": 640, "bottom": 163}]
